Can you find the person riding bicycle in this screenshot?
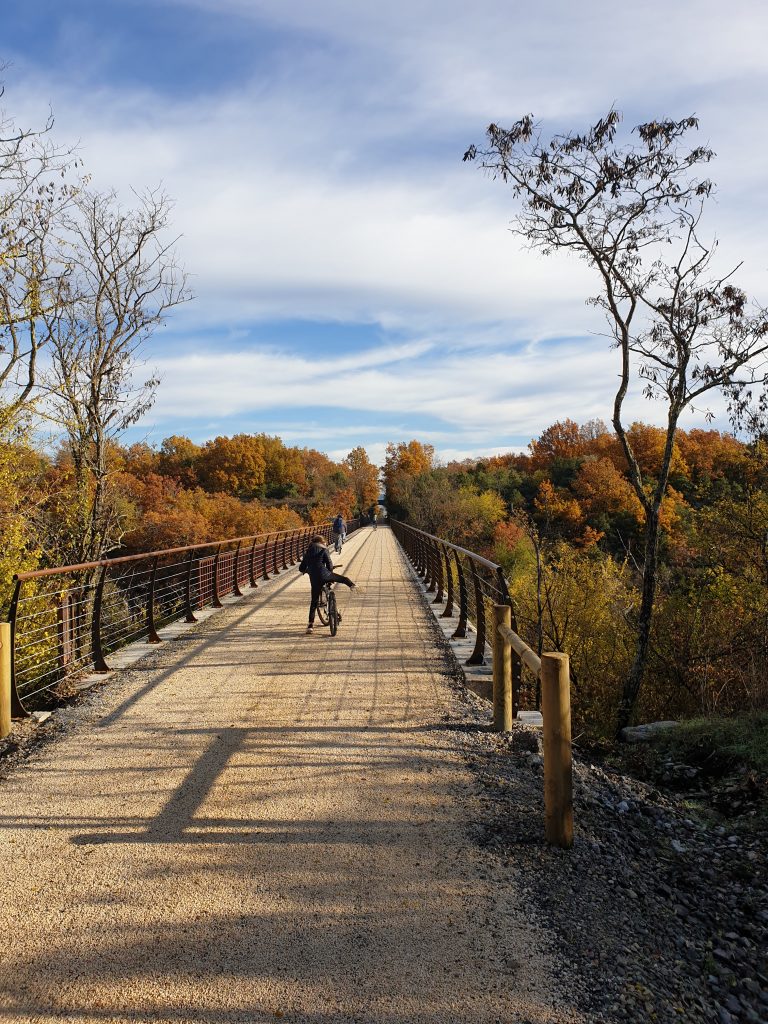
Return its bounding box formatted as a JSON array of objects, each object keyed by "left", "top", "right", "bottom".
[
  {"left": 331, "top": 513, "right": 346, "bottom": 553},
  {"left": 299, "top": 534, "right": 355, "bottom": 633}
]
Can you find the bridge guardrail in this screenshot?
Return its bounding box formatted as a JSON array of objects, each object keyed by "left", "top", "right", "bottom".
[
  {"left": 390, "top": 520, "right": 525, "bottom": 711},
  {"left": 5, "top": 519, "right": 360, "bottom": 716},
  {"left": 392, "top": 520, "right": 573, "bottom": 847}
]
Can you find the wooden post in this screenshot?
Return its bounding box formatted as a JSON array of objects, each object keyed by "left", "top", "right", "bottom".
[
  {"left": 0, "top": 622, "right": 11, "bottom": 740},
  {"left": 492, "top": 605, "right": 513, "bottom": 732},
  {"left": 541, "top": 652, "right": 573, "bottom": 848}
]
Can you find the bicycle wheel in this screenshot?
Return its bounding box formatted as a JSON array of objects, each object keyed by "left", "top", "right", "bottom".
[
  {"left": 316, "top": 586, "right": 329, "bottom": 625},
  {"left": 328, "top": 591, "right": 339, "bottom": 636}
]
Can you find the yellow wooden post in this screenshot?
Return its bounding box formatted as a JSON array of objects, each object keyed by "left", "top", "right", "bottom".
[
  {"left": 0, "top": 622, "right": 11, "bottom": 740},
  {"left": 492, "top": 605, "right": 513, "bottom": 732},
  {"left": 541, "top": 652, "right": 573, "bottom": 848}
]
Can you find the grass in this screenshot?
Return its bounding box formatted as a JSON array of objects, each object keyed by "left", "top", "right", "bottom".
[
  {"left": 600, "top": 712, "right": 768, "bottom": 824},
  {"left": 645, "top": 712, "right": 768, "bottom": 775}
]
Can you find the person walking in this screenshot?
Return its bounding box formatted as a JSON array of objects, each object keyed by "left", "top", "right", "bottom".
[
  {"left": 299, "top": 534, "right": 355, "bottom": 633},
  {"left": 331, "top": 512, "right": 346, "bottom": 553}
]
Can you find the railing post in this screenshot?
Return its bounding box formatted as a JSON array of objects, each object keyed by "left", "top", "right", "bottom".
[
  {"left": 451, "top": 551, "right": 468, "bottom": 639},
  {"left": 496, "top": 566, "right": 522, "bottom": 717},
  {"left": 147, "top": 557, "right": 162, "bottom": 643},
  {"left": 92, "top": 565, "right": 111, "bottom": 671},
  {"left": 262, "top": 534, "right": 273, "bottom": 580},
  {"left": 415, "top": 531, "right": 425, "bottom": 576},
  {"left": 441, "top": 543, "right": 454, "bottom": 617},
  {"left": 542, "top": 652, "right": 573, "bottom": 849},
  {"left": 58, "top": 594, "right": 74, "bottom": 670},
  {"left": 492, "top": 605, "right": 513, "bottom": 732},
  {"left": 432, "top": 538, "right": 444, "bottom": 603},
  {"left": 184, "top": 550, "right": 198, "bottom": 622},
  {"left": 7, "top": 579, "right": 25, "bottom": 718},
  {"left": 271, "top": 533, "right": 280, "bottom": 575},
  {"left": 248, "top": 537, "right": 259, "bottom": 589},
  {"left": 212, "top": 545, "right": 223, "bottom": 608},
  {"left": 232, "top": 542, "right": 244, "bottom": 597},
  {"left": 425, "top": 536, "right": 436, "bottom": 593},
  {"left": 281, "top": 532, "right": 289, "bottom": 571},
  {"left": 0, "top": 622, "right": 11, "bottom": 740},
  {"left": 466, "top": 561, "right": 486, "bottom": 665},
  {"left": 409, "top": 527, "right": 419, "bottom": 570}
]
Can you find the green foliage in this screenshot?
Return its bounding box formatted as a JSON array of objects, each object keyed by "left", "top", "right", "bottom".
[{"left": 644, "top": 713, "right": 768, "bottom": 776}]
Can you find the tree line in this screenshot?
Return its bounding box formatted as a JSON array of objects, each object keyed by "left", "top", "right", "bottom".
[{"left": 384, "top": 427, "right": 768, "bottom": 736}]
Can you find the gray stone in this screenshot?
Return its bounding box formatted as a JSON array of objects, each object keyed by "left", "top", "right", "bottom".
[
  {"left": 619, "top": 720, "right": 679, "bottom": 743},
  {"left": 724, "top": 994, "right": 743, "bottom": 1014}
]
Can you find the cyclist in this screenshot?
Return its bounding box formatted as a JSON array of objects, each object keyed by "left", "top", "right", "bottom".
[
  {"left": 299, "top": 534, "right": 355, "bottom": 633},
  {"left": 331, "top": 512, "right": 346, "bottom": 553}
]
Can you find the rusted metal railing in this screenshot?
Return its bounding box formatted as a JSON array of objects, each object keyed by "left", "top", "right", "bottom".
[
  {"left": 6, "top": 519, "right": 360, "bottom": 715},
  {"left": 390, "top": 519, "right": 525, "bottom": 704},
  {"left": 391, "top": 518, "right": 573, "bottom": 847}
]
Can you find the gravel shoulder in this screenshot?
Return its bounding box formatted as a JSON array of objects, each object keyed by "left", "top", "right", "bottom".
[
  {"left": 0, "top": 528, "right": 580, "bottom": 1024},
  {"left": 453, "top": 699, "right": 768, "bottom": 1024}
]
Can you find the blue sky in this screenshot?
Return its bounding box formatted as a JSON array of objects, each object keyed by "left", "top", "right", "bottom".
[{"left": 3, "top": 0, "right": 767, "bottom": 465}]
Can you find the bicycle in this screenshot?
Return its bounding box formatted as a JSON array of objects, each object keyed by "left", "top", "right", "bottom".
[
  {"left": 315, "top": 579, "right": 342, "bottom": 635},
  {"left": 315, "top": 560, "right": 347, "bottom": 636}
]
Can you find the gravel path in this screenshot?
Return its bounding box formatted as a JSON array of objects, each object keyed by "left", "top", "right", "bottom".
[{"left": 0, "top": 528, "right": 579, "bottom": 1024}]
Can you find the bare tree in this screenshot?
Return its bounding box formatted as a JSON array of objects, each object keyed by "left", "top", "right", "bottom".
[
  {"left": 42, "top": 186, "right": 190, "bottom": 562},
  {"left": 465, "top": 110, "right": 768, "bottom": 731},
  {"left": 0, "top": 89, "right": 75, "bottom": 427}
]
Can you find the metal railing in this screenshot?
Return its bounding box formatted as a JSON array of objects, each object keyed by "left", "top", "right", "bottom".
[
  {"left": 6, "top": 519, "right": 360, "bottom": 715},
  {"left": 390, "top": 519, "right": 533, "bottom": 711},
  {"left": 392, "top": 520, "right": 573, "bottom": 848}
]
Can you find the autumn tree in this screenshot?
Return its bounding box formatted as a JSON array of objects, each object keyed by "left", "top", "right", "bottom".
[
  {"left": 157, "top": 435, "right": 201, "bottom": 488},
  {"left": 466, "top": 110, "right": 768, "bottom": 731},
  {"left": 197, "top": 434, "right": 266, "bottom": 499},
  {"left": 344, "top": 446, "right": 379, "bottom": 515},
  {"left": 255, "top": 434, "right": 307, "bottom": 499},
  {"left": 383, "top": 440, "right": 435, "bottom": 517}
]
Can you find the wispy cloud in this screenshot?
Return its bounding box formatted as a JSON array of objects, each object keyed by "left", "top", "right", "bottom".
[{"left": 3, "top": 0, "right": 766, "bottom": 461}]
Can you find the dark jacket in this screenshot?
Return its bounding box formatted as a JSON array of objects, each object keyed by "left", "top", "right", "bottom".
[{"left": 299, "top": 542, "right": 334, "bottom": 582}]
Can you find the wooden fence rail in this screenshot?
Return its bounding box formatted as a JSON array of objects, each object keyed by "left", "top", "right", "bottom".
[{"left": 494, "top": 606, "right": 573, "bottom": 849}]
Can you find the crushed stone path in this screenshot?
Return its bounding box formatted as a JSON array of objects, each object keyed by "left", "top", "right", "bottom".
[{"left": 0, "top": 527, "right": 579, "bottom": 1024}]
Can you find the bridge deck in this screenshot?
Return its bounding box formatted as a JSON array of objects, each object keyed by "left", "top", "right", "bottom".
[{"left": 0, "top": 528, "right": 573, "bottom": 1023}]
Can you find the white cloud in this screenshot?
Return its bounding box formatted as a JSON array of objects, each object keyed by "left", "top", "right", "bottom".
[{"left": 4, "top": 0, "right": 767, "bottom": 457}]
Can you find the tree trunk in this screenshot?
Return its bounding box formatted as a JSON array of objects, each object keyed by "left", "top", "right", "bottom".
[{"left": 616, "top": 506, "right": 661, "bottom": 735}]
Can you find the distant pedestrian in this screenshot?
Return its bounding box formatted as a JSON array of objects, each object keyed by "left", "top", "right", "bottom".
[{"left": 332, "top": 513, "right": 346, "bottom": 553}]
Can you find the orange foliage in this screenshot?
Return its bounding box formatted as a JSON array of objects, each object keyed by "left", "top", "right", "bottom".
[
  {"left": 534, "top": 479, "right": 584, "bottom": 537},
  {"left": 573, "top": 457, "right": 644, "bottom": 524},
  {"left": 197, "top": 435, "right": 266, "bottom": 498},
  {"left": 529, "top": 418, "right": 584, "bottom": 466},
  {"left": 622, "top": 422, "right": 688, "bottom": 479},
  {"left": 676, "top": 429, "right": 747, "bottom": 482}
]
